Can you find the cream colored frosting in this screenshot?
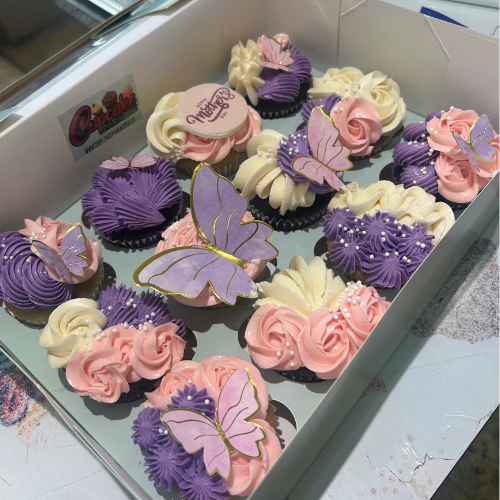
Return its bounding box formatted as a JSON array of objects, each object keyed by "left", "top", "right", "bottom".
[
  {"left": 308, "top": 68, "right": 406, "bottom": 135},
  {"left": 39, "top": 298, "right": 108, "bottom": 369},
  {"left": 328, "top": 181, "right": 455, "bottom": 243},
  {"left": 228, "top": 40, "right": 265, "bottom": 106},
  {"left": 234, "top": 130, "right": 316, "bottom": 216},
  {"left": 255, "top": 256, "right": 346, "bottom": 318}
]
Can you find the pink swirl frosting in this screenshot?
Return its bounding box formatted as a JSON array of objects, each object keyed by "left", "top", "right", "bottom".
[
  {"left": 144, "top": 360, "right": 201, "bottom": 409},
  {"left": 340, "top": 285, "right": 390, "bottom": 348},
  {"left": 156, "top": 212, "right": 266, "bottom": 307},
  {"left": 92, "top": 325, "right": 140, "bottom": 383},
  {"left": 330, "top": 96, "right": 383, "bottom": 156},
  {"left": 255, "top": 33, "right": 291, "bottom": 51},
  {"left": 130, "top": 323, "right": 185, "bottom": 379},
  {"left": 297, "top": 308, "right": 358, "bottom": 379},
  {"left": 20, "top": 216, "right": 102, "bottom": 284},
  {"left": 182, "top": 106, "right": 262, "bottom": 163},
  {"left": 66, "top": 347, "right": 129, "bottom": 403},
  {"left": 245, "top": 304, "right": 304, "bottom": 370},
  {"left": 224, "top": 419, "right": 282, "bottom": 496},
  {"left": 194, "top": 355, "right": 269, "bottom": 419}
]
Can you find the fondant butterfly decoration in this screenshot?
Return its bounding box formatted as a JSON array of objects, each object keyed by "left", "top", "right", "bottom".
[
  {"left": 452, "top": 114, "right": 497, "bottom": 172},
  {"left": 31, "top": 224, "right": 89, "bottom": 283},
  {"left": 133, "top": 163, "right": 278, "bottom": 305},
  {"left": 259, "top": 35, "right": 294, "bottom": 72},
  {"left": 161, "top": 368, "right": 266, "bottom": 479},
  {"left": 100, "top": 154, "right": 157, "bottom": 170},
  {"left": 292, "top": 106, "right": 352, "bottom": 189}
]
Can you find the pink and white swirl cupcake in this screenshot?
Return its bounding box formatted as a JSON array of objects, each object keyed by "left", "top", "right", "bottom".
[
  {"left": 154, "top": 212, "right": 267, "bottom": 309},
  {"left": 245, "top": 255, "right": 390, "bottom": 382}
]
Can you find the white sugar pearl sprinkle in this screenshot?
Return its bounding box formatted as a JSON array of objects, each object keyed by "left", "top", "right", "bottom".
[
  {"left": 205, "top": 399, "right": 210, "bottom": 404},
  {"left": 96, "top": 335, "right": 101, "bottom": 341},
  {"left": 108, "top": 306, "right": 112, "bottom": 310},
  {"left": 277, "top": 351, "right": 282, "bottom": 357},
  {"left": 187, "top": 395, "right": 192, "bottom": 401},
  {"left": 285, "top": 342, "right": 290, "bottom": 347},
  {"left": 345, "top": 313, "right": 351, "bottom": 319},
  {"left": 290, "top": 362, "right": 295, "bottom": 368}
]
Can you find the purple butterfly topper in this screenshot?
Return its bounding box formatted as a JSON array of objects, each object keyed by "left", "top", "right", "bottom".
[
  {"left": 161, "top": 368, "right": 266, "bottom": 479},
  {"left": 32, "top": 224, "right": 89, "bottom": 282},
  {"left": 453, "top": 114, "right": 497, "bottom": 172},
  {"left": 133, "top": 163, "right": 278, "bottom": 305},
  {"left": 100, "top": 154, "right": 157, "bottom": 170}
]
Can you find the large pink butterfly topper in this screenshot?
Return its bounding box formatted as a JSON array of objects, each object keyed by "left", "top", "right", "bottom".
[
  {"left": 31, "top": 224, "right": 89, "bottom": 283},
  {"left": 259, "top": 35, "right": 294, "bottom": 72},
  {"left": 100, "top": 154, "right": 157, "bottom": 170},
  {"left": 133, "top": 163, "right": 278, "bottom": 305},
  {"left": 161, "top": 368, "right": 266, "bottom": 480},
  {"left": 452, "top": 114, "right": 497, "bottom": 172},
  {"left": 292, "top": 106, "right": 352, "bottom": 189}
]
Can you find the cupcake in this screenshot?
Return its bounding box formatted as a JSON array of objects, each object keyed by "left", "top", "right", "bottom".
[
  {"left": 82, "top": 156, "right": 183, "bottom": 248},
  {"left": 92, "top": 103, "right": 103, "bottom": 117},
  {"left": 155, "top": 212, "right": 267, "bottom": 309},
  {"left": 234, "top": 127, "right": 344, "bottom": 231},
  {"left": 245, "top": 256, "right": 390, "bottom": 381},
  {"left": 102, "top": 90, "right": 118, "bottom": 112},
  {"left": 323, "top": 209, "right": 434, "bottom": 289},
  {"left": 123, "top": 84, "right": 134, "bottom": 99},
  {"left": 306, "top": 67, "right": 407, "bottom": 152},
  {"left": 393, "top": 107, "right": 499, "bottom": 208},
  {"left": 301, "top": 95, "right": 384, "bottom": 160},
  {"left": 0, "top": 217, "right": 104, "bottom": 325},
  {"left": 146, "top": 84, "right": 262, "bottom": 176},
  {"left": 134, "top": 355, "right": 281, "bottom": 499},
  {"left": 328, "top": 180, "right": 455, "bottom": 244},
  {"left": 228, "top": 33, "right": 312, "bottom": 119},
  {"left": 40, "top": 284, "right": 187, "bottom": 403}
]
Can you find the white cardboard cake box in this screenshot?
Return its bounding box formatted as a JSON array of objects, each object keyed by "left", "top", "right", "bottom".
[{"left": 0, "top": 1, "right": 498, "bottom": 499}]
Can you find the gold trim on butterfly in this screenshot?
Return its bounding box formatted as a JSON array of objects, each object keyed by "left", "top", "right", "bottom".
[
  {"left": 469, "top": 114, "right": 496, "bottom": 165},
  {"left": 132, "top": 163, "right": 278, "bottom": 305},
  {"left": 291, "top": 106, "right": 353, "bottom": 186},
  {"left": 260, "top": 34, "right": 294, "bottom": 67},
  {"left": 160, "top": 367, "right": 267, "bottom": 480}
]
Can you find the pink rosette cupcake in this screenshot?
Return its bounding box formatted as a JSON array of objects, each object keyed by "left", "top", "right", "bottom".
[
  {"left": 1, "top": 216, "right": 104, "bottom": 324},
  {"left": 155, "top": 212, "right": 267, "bottom": 309},
  {"left": 245, "top": 256, "right": 390, "bottom": 382}
]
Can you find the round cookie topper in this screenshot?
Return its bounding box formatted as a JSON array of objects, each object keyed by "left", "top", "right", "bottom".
[{"left": 177, "top": 84, "right": 248, "bottom": 139}]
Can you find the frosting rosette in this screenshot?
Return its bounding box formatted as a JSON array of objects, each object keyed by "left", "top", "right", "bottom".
[
  {"left": 130, "top": 323, "right": 185, "bottom": 380},
  {"left": 66, "top": 347, "right": 130, "bottom": 403},
  {"left": 329, "top": 96, "right": 383, "bottom": 156},
  {"left": 39, "top": 298, "right": 108, "bottom": 368},
  {"left": 308, "top": 67, "right": 364, "bottom": 99},
  {"left": 297, "top": 307, "right": 358, "bottom": 379},
  {"left": 144, "top": 360, "right": 201, "bottom": 410},
  {"left": 224, "top": 418, "right": 282, "bottom": 497},
  {"left": 20, "top": 216, "right": 101, "bottom": 284},
  {"left": 146, "top": 92, "right": 262, "bottom": 164},
  {"left": 245, "top": 304, "right": 304, "bottom": 370}
]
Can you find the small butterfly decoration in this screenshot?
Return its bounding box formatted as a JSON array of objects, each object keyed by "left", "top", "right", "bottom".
[
  {"left": 452, "top": 114, "right": 497, "bottom": 172},
  {"left": 161, "top": 368, "right": 266, "bottom": 479},
  {"left": 99, "top": 154, "right": 157, "bottom": 170},
  {"left": 31, "top": 224, "right": 89, "bottom": 283},
  {"left": 259, "top": 35, "right": 294, "bottom": 72},
  {"left": 133, "top": 163, "right": 279, "bottom": 305},
  {"left": 292, "top": 106, "right": 353, "bottom": 190}
]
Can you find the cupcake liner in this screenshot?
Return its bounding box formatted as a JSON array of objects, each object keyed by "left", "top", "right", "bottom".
[
  {"left": 72, "top": 259, "right": 105, "bottom": 301},
  {"left": 175, "top": 151, "right": 245, "bottom": 177},
  {"left": 116, "top": 377, "right": 162, "bottom": 404},
  {"left": 275, "top": 366, "right": 323, "bottom": 383},
  {"left": 250, "top": 82, "right": 310, "bottom": 120},
  {"left": 4, "top": 301, "right": 55, "bottom": 326},
  {"left": 87, "top": 199, "right": 183, "bottom": 249},
  {"left": 248, "top": 192, "right": 333, "bottom": 232}
]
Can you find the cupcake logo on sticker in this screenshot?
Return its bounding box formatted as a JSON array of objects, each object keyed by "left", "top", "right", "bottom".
[
  {"left": 177, "top": 84, "right": 248, "bottom": 139},
  {"left": 57, "top": 73, "right": 142, "bottom": 161}
]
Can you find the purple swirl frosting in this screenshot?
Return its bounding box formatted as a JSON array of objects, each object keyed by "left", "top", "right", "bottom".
[
  {"left": 258, "top": 44, "right": 311, "bottom": 103},
  {"left": 97, "top": 284, "right": 185, "bottom": 336},
  {"left": 0, "top": 231, "right": 74, "bottom": 309},
  {"left": 398, "top": 163, "right": 439, "bottom": 194},
  {"left": 132, "top": 407, "right": 171, "bottom": 453},
  {"left": 301, "top": 95, "right": 341, "bottom": 123},
  {"left": 82, "top": 158, "right": 182, "bottom": 235},
  {"left": 324, "top": 209, "right": 434, "bottom": 289},
  {"left": 168, "top": 385, "right": 215, "bottom": 419},
  {"left": 276, "top": 127, "right": 342, "bottom": 194}
]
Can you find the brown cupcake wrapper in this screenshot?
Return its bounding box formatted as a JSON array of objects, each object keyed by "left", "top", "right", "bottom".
[
  {"left": 4, "top": 302, "right": 55, "bottom": 326},
  {"left": 258, "top": 99, "right": 306, "bottom": 119},
  {"left": 175, "top": 151, "right": 245, "bottom": 177}
]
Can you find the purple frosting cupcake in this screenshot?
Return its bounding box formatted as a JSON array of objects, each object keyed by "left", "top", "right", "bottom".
[
  {"left": 82, "top": 158, "right": 183, "bottom": 249},
  {"left": 392, "top": 112, "right": 441, "bottom": 194},
  {"left": 301, "top": 94, "right": 341, "bottom": 124},
  {"left": 323, "top": 209, "right": 434, "bottom": 289}
]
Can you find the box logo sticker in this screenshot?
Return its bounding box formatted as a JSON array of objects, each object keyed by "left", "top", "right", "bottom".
[{"left": 58, "top": 73, "right": 141, "bottom": 161}]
